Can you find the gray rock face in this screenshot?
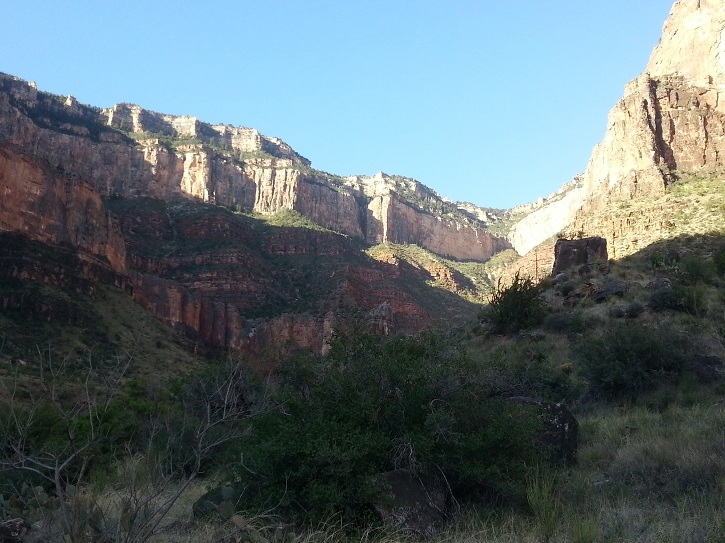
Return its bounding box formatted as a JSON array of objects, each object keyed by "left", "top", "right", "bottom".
[{"left": 590, "top": 279, "right": 630, "bottom": 302}]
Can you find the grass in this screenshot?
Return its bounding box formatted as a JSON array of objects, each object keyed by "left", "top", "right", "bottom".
[
  {"left": 253, "top": 208, "right": 334, "bottom": 232},
  {"left": 6, "top": 187, "right": 725, "bottom": 542},
  {"left": 4, "top": 254, "right": 725, "bottom": 543},
  {"left": 0, "top": 279, "right": 204, "bottom": 388}
]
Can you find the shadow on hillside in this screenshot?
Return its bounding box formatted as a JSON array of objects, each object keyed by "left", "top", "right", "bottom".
[
  {"left": 619, "top": 232, "right": 725, "bottom": 268},
  {"left": 0, "top": 195, "right": 485, "bottom": 361}
]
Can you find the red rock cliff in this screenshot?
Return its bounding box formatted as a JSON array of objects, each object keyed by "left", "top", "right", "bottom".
[
  {"left": 0, "top": 75, "right": 508, "bottom": 263},
  {"left": 0, "top": 142, "right": 126, "bottom": 273},
  {"left": 510, "top": 0, "right": 725, "bottom": 259}
]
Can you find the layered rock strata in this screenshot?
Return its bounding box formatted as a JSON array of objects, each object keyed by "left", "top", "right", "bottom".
[
  {"left": 0, "top": 73, "right": 508, "bottom": 262},
  {"left": 0, "top": 141, "right": 479, "bottom": 355},
  {"left": 0, "top": 142, "right": 126, "bottom": 273},
  {"left": 513, "top": 0, "right": 725, "bottom": 259}
]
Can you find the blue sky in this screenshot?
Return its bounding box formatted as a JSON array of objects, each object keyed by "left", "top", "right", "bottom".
[{"left": 2, "top": 1, "right": 675, "bottom": 209}]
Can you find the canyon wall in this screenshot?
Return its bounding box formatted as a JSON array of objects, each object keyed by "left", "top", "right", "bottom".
[
  {"left": 0, "top": 136, "right": 479, "bottom": 355},
  {"left": 366, "top": 191, "right": 510, "bottom": 261},
  {"left": 0, "top": 142, "right": 126, "bottom": 273},
  {"left": 508, "top": 179, "right": 587, "bottom": 255},
  {"left": 512, "top": 0, "right": 725, "bottom": 260},
  {"left": 0, "top": 73, "right": 508, "bottom": 262}
]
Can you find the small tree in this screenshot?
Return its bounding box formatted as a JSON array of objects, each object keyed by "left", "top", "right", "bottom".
[{"left": 481, "top": 271, "right": 547, "bottom": 334}]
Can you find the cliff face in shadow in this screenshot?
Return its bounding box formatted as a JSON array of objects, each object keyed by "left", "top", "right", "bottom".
[{"left": 0, "top": 141, "right": 482, "bottom": 356}]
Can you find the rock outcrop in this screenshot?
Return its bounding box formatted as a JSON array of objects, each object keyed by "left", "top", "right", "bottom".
[
  {"left": 365, "top": 189, "right": 509, "bottom": 261},
  {"left": 647, "top": 0, "right": 725, "bottom": 88},
  {"left": 0, "top": 123, "right": 482, "bottom": 356},
  {"left": 373, "top": 469, "right": 449, "bottom": 538},
  {"left": 508, "top": 178, "right": 587, "bottom": 255},
  {"left": 552, "top": 237, "right": 608, "bottom": 275},
  {"left": 573, "top": 1, "right": 725, "bottom": 251}
]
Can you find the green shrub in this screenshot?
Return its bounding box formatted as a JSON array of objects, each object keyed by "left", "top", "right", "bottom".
[
  {"left": 648, "top": 286, "right": 681, "bottom": 311},
  {"left": 575, "top": 321, "right": 692, "bottom": 400},
  {"left": 555, "top": 280, "right": 577, "bottom": 296},
  {"left": 679, "top": 256, "right": 716, "bottom": 285},
  {"left": 233, "top": 329, "right": 545, "bottom": 525},
  {"left": 483, "top": 340, "right": 582, "bottom": 403},
  {"left": 649, "top": 284, "right": 709, "bottom": 314},
  {"left": 481, "top": 272, "right": 547, "bottom": 334},
  {"left": 542, "top": 311, "right": 586, "bottom": 335},
  {"left": 713, "top": 246, "right": 725, "bottom": 276},
  {"left": 625, "top": 301, "right": 645, "bottom": 318}
]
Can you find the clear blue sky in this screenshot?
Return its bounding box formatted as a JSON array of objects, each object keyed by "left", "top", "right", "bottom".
[{"left": 2, "top": 1, "right": 675, "bottom": 210}]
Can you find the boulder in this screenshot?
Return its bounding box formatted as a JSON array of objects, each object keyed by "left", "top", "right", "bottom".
[
  {"left": 0, "top": 519, "right": 30, "bottom": 543},
  {"left": 552, "top": 237, "right": 608, "bottom": 275},
  {"left": 590, "top": 279, "right": 629, "bottom": 302},
  {"left": 646, "top": 277, "right": 672, "bottom": 290},
  {"left": 564, "top": 279, "right": 600, "bottom": 304}
]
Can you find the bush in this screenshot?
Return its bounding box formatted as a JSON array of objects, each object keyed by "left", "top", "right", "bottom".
[
  {"left": 625, "top": 301, "right": 645, "bottom": 318},
  {"left": 483, "top": 340, "right": 582, "bottom": 403},
  {"left": 232, "top": 329, "right": 545, "bottom": 525},
  {"left": 0, "top": 356, "right": 255, "bottom": 542},
  {"left": 713, "top": 246, "right": 725, "bottom": 276},
  {"left": 678, "top": 256, "right": 716, "bottom": 285},
  {"left": 575, "top": 321, "right": 692, "bottom": 399},
  {"left": 542, "top": 310, "right": 586, "bottom": 335},
  {"left": 481, "top": 272, "right": 547, "bottom": 334},
  {"left": 556, "top": 280, "right": 577, "bottom": 296},
  {"left": 649, "top": 284, "right": 708, "bottom": 314}
]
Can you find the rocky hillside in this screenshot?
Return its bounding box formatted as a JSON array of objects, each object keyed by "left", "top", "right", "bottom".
[
  {"left": 0, "top": 145, "right": 487, "bottom": 357},
  {"left": 3, "top": 0, "right": 725, "bottom": 357},
  {"left": 1, "top": 81, "right": 511, "bottom": 356},
  {"left": 0, "top": 68, "right": 528, "bottom": 357},
  {"left": 514, "top": 0, "right": 725, "bottom": 260}
]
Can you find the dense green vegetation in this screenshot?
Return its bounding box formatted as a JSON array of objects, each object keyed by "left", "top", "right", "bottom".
[
  {"left": 1, "top": 233, "right": 725, "bottom": 542},
  {"left": 228, "top": 330, "right": 545, "bottom": 525}
]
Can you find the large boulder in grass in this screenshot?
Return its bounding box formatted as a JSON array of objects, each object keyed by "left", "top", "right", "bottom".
[
  {"left": 552, "top": 237, "right": 608, "bottom": 275},
  {"left": 373, "top": 469, "right": 449, "bottom": 538},
  {"left": 0, "top": 519, "right": 30, "bottom": 543},
  {"left": 508, "top": 397, "right": 579, "bottom": 465},
  {"left": 590, "top": 278, "right": 629, "bottom": 302}
]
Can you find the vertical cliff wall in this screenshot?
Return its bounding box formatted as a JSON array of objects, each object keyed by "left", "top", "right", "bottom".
[
  {"left": 0, "top": 74, "right": 510, "bottom": 263},
  {"left": 0, "top": 142, "right": 126, "bottom": 273},
  {"left": 365, "top": 191, "right": 510, "bottom": 261},
  {"left": 510, "top": 0, "right": 725, "bottom": 259}
]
